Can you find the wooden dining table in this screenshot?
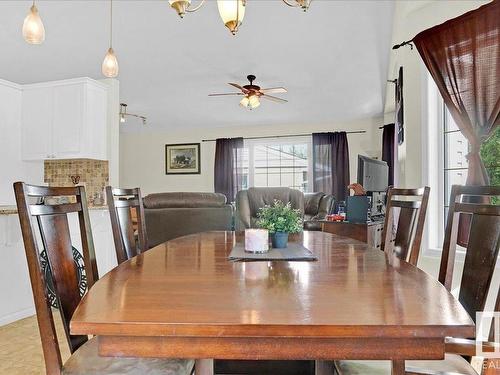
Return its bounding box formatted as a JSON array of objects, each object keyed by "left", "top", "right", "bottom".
[{"left": 70, "top": 231, "right": 475, "bottom": 375}]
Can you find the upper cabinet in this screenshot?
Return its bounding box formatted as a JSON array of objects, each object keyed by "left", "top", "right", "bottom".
[{"left": 22, "top": 78, "right": 108, "bottom": 161}]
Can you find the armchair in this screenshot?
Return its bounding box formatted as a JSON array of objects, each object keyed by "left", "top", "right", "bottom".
[
  {"left": 235, "top": 187, "right": 304, "bottom": 229},
  {"left": 303, "top": 192, "right": 335, "bottom": 231}
]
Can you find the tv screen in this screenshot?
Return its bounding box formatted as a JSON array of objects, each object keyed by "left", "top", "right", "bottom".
[{"left": 357, "top": 155, "right": 389, "bottom": 192}]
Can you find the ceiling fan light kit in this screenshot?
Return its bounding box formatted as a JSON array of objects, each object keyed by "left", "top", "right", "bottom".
[{"left": 211, "top": 75, "right": 287, "bottom": 110}]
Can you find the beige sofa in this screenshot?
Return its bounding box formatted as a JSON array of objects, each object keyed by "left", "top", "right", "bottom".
[{"left": 144, "top": 192, "right": 233, "bottom": 247}]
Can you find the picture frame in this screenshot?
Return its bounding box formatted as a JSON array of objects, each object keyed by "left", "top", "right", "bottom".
[{"left": 165, "top": 143, "right": 201, "bottom": 175}]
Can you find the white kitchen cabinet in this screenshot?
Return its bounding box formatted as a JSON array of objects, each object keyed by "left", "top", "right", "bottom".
[{"left": 22, "top": 78, "right": 108, "bottom": 161}]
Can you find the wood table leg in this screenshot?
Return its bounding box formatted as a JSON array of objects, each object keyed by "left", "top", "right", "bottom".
[
  {"left": 195, "top": 359, "right": 214, "bottom": 375},
  {"left": 315, "top": 360, "right": 333, "bottom": 375},
  {"left": 391, "top": 360, "right": 405, "bottom": 375}
]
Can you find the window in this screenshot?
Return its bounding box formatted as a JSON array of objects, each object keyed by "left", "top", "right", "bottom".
[
  {"left": 245, "top": 138, "right": 312, "bottom": 192},
  {"left": 443, "top": 107, "right": 469, "bottom": 221}
]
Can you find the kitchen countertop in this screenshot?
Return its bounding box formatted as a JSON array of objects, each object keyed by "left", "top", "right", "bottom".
[{"left": 0, "top": 205, "right": 108, "bottom": 215}]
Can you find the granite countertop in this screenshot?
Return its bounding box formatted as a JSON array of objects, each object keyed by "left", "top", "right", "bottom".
[{"left": 0, "top": 205, "right": 108, "bottom": 215}]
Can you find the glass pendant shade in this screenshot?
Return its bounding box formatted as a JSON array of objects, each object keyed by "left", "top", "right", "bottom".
[
  {"left": 22, "top": 4, "right": 45, "bottom": 44},
  {"left": 240, "top": 96, "right": 250, "bottom": 108},
  {"left": 102, "top": 47, "right": 119, "bottom": 78},
  {"left": 169, "top": 0, "right": 191, "bottom": 18},
  {"left": 248, "top": 94, "right": 260, "bottom": 109},
  {"left": 217, "top": 0, "right": 245, "bottom": 35}
]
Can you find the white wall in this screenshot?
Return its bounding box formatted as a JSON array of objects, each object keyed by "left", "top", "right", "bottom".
[
  {"left": 0, "top": 79, "right": 44, "bottom": 205},
  {"left": 120, "top": 117, "right": 383, "bottom": 196}
]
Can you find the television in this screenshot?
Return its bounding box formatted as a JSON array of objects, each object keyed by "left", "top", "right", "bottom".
[{"left": 357, "top": 155, "right": 389, "bottom": 192}]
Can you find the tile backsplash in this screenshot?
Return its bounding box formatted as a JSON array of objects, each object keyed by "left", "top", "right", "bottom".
[{"left": 44, "top": 159, "right": 109, "bottom": 207}]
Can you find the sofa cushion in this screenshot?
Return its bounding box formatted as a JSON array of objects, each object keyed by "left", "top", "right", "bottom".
[
  {"left": 246, "top": 187, "right": 304, "bottom": 217},
  {"left": 144, "top": 192, "right": 227, "bottom": 209}
]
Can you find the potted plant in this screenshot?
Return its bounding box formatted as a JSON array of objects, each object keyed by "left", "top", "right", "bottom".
[{"left": 256, "top": 200, "right": 303, "bottom": 248}]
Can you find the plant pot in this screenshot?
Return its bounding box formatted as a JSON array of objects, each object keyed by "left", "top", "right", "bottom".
[{"left": 271, "top": 232, "right": 289, "bottom": 249}]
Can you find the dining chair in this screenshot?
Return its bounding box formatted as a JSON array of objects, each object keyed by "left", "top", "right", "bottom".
[
  {"left": 334, "top": 184, "right": 500, "bottom": 375},
  {"left": 14, "top": 182, "right": 194, "bottom": 375},
  {"left": 106, "top": 186, "right": 149, "bottom": 264},
  {"left": 381, "top": 186, "right": 430, "bottom": 266}
]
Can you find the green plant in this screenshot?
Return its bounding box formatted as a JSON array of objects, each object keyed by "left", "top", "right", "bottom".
[{"left": 256, "top": 200, "right": 303, "bottom": 234}]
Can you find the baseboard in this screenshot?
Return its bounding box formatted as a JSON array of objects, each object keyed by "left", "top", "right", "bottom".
[{"left": 0, "top": 307, "right": 35, "bottom": 326}]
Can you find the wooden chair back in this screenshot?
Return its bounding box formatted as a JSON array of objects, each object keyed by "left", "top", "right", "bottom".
[
  {"left": 106, "top": 186, "right": 148, "bottom": 264},
  {"left": 13, "top": 182, "right": 99, "bottom": 375},
  {"left": 438, "top": 185, "right": 500, "bottom": 328},
  {"left": 381, "top": 186, "right": 430, "bottom": 266}
]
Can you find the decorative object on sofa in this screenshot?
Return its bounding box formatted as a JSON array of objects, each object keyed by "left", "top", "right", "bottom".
[
  {"left": 256, "top": 200, "right": 303, "bottom": 249},
  {"left": 236, "top": 187, "right": 304, "bottom": 229},
  {"left": 22, "top": 0, "right": 45, "bottom": 44},
  {"left": 214, "top": 137, "right": 244, "bottom": 202},
  {"left": 165, "top": 143, "right": 201, "bottom": 174},
  {"left": 102, "top": 0, "right": 119, "bottom": 78},
  {"left": 347, "top": 183, "right": 366, "bottom": 196},
  {"left": 244, "top": 229, "right": 269, "bottom": 253},
  {"left": 312, "top": 132, "right": 350, "bottom": 205},
  {"left": 303, "top": 192, "right": 335, "bottom": 231},
  {"left": 209, "top": 75, "right": 287, "bottom": 110},
  {"left": 412, "top": 0, "right": 499, "bottom": 247}
]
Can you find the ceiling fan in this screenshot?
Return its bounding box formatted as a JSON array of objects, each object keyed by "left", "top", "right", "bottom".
[{"left": 209, "top": 75, "right": 288, "bottom": 110}]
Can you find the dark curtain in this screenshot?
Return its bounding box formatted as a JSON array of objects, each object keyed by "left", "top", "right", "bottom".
[
  {"left": 312, "top": 132, "right": 350, "bottom": 204},
  {"left": 382, "top": 123, "right": 395, "bottom": 186},
  {"left": 413, "top": 0, "right": 499, "bottom": 245},
  {"left": 214, "top": 137, "right": 244, "bottom": 203}
]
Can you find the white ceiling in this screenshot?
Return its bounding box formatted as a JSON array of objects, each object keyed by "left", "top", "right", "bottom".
[{"left": 0, "top": 0, "right": 394, "bottom": 133}]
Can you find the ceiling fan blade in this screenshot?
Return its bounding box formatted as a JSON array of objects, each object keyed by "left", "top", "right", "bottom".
[
  {"left": 261, "top": 94, "right": 288, "bottom": 103},
  {"left": 208, "top": 93, "right": 244, "bottom": 96},
  {"left": 260, "top": 87, "right": 287, "bottom": 94},
  {"left": 228, "top": 83, "right": 249, "bottom": 93}
]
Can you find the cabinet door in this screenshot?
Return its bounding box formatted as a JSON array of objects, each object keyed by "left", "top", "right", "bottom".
[
  {"left": 52, "top": 84, "right": 83, "bottom": 158},
  {"left": 22, "top": 88, "right": 53, "bottom": 160},
  {"left": 85, "top": 84, "right": 108, "bottom": 160}
]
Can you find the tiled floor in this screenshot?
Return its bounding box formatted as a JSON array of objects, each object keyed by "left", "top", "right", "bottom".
[{"left": 0, "top": 314, "right": 70, "bottom": 375}]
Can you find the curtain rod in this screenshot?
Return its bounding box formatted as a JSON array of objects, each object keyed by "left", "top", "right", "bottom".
[
  {"left": 392, "top": 40, "right": 414, "bottom": 50},
  {"left": 201, "top": 131, "right": 367, "bottom": 142}
]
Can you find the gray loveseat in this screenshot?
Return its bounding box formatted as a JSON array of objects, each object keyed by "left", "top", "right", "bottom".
[{"left": 144, "top": 192, "right": 233, "bottom": 247}]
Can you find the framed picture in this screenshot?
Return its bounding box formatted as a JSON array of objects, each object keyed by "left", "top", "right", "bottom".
[{"left": 165, "top": 143, "right": 201, "bottom": 175}]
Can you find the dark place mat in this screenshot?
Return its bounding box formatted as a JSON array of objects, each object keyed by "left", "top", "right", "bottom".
[{"left": 228, "top": 242, "right": 318, "bottom": 262}]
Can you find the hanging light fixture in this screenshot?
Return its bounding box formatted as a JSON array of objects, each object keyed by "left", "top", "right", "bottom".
[
  {"left": 102, "top": 0, "right": 119, "bottom": 78},
  {"left": 217, "top": 0, "right": 246, "bottom": 35},
  {"left": 169, "top": 0, "right": 205, "bottom": 18},
  {"left": 282, "top": 0, "right": 312, "bottom": 11},
  {"left": 22, "top": 0, "right": 45, "bottom": 44},
  {"left": 119, "top": 103, "right": 147, "bottom": 125}
]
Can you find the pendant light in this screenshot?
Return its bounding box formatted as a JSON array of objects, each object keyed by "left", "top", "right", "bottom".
[
  {"left": 102, "top": 0, "right": 119, "bottom": 78},
  {"left": 22, "top": 1, "right": 45, "bottom": 44},
  {"left": 282, "top": 0, "right": 312, "bottom": 11},
  {"left": 217, "top": 0, "right": 246, "bottom": 35}
]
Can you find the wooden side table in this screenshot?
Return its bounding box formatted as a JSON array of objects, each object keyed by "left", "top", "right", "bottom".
[{"left": 320, "top": 220, "right": 384, "bottom": 249}]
